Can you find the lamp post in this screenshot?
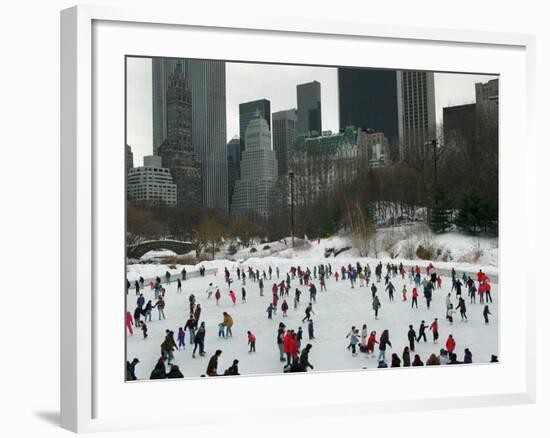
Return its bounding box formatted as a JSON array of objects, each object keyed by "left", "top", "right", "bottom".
[{"left": 288, "top": 171, "right": 295, "bottom": 247}]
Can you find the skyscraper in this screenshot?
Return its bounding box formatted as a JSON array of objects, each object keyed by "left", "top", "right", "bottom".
[
  {"left": 127, "top": 156, "right": 177, "bottom": 207},
  {"left": 152, "top": 58, "right": 228, "bottom": 211},
  {"left": 297, "top": 81, "right": 322, "bottom": 135},
  {"left": 125, "top": 144, "right": 134, "bottom": 175},
  {"left": 239, "top": 99, "right": 271, "bottom": 154},
  {"left": 397, "top": 71, "right": 436, "bottom": 160},
  {"left": 226, "top": 136, "right": 241, "bottom": 210},
  {"left": 337, "top": 68, "right": 400, "bottom": 148},
  {"left": 231, "top": 115, "right": 278, "bottom": 220},
  {"left": 157, "top": 64, "right": 201, "bottom": 207},
  {"left": 272, "top": 109, "right": 297, "bottom": 176}
]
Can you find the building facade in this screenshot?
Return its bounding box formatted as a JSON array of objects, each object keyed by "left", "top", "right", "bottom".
[
  {"left": 239, "top": 99, "right": 271, "bottom": 153},
  {"left": 127, "top": 155, "right": 177, "bottom": 206},
  {"left": 338, "top": 68, "right": 400, "bottom": 150},
  {"left": 226, "top": 136, "right": 241, "bottom": 210},
  {"left": 289, "top": 127, "right": 358, "bottom": 206},
  {"left": 272, "top": 108, "right": 297, "bottom": 176},
  {"left": 442, "top": 103, "right": 477, "bottom": 148},
  {"left": 231, "top": 116, "right": 278, "bottom": 220},
  {"left": 475, "top": 78, "right": 499, "bottom": 109},
  {"left": 157, "top": 64, "right": 201, "bottom": 208},
  {"left": 152, "top": 58, "right": 228, "bottom": 211},
  {"left": 126, "top": 144, "right": 134, "bottom": 175},
  {"left": 356, "top": 129, "right": 390, "bottom": 168},
  {"left": 297, "top": 81, "right": 322, "bottom": 136},
  {"left": 397, "top": 71, "right": 437, "bottom": 161}
]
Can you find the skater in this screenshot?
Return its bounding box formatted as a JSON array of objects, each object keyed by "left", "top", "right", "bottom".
[
  {"left": 206, "top": 350, "right": 222, "bottom": 376},
  {"left": 241, "top": 287, "right": 246, "bottom": 302},
  {"left": 224, "top": 359, "right": 240, "bottom": 376},
  {"left": 402, "top": 346, "right": 411, "bottom": 367},
  {"left": 372, "top": 295, "right": 381, "bottom": 319},
  {"left": 407, "top": 325, "right": 417, "bottom": 352},
  {"left": 281, "top": 299, "right": 289, "bottom": 317},
  {"left": 217, "top": 321, "right": 226, "bottom": 338},
  {"left": 456, "top": 297, "right": 468, "bottom": 321},
  {"left": 464, "top": 348, "right": 473, "bottom": 364},
  {"left": 411, "top": 288, "right": 419, "bottom": 309},
  {"left": 297, "top": 327, "right": 303, "bottom": 350},
  {"left": 223, "top": 312, "right": 234, "bottom": 337},
  {"left": 153, "top": 296, "right": 166, "bottom": 320},
  {"left": 302, "top": 303, "right": 314, "bottom": 322},
  {"left": 308, "top": 319, "right": 315, "bottom": 340},
  {"left": 401, "top": 285, "right": 407, "bottom": 301},
  {"left": 429, "top": 318, "right": 439, "bottom": 343},
  {"left": 177, "top": 278, "right": 182, "bottom": 293},
  {"left": 206, "top": 283, "right": 215, "bottom": 299},
  {"left": 417, "top": 320, "right": 428, "bottom": 343},
  {"left": 259, "top": 278, "right": 264, "bottom": 296},
  {"left": 385, "top": 281, "right": 395, "bottom": 301},
  {"left": 485, "top": 281, "right": 493, "bottom": 303},
  {"left": 446, "top": 335, "right": 456, "bottom": 357},
  {"left": 126, "top": 358, "right": 139, "bottom": 380},
  {"left": 247, "top": 331, "right": 256, "bottom": 352},
  {"left": 150, "top": 357, "right": 167, "bottom": 379},
  {"left": 412, "top": 354, "right": 424, "bottom": 367},
  {"left": 140, "top": 321, "right": 148, "bottom": 339},
  {"left": 447, "top": 304, "right": 456, "bottom": 324},
  {"left": 184, "top": 315, "right": 197, "bottom": 344},
  {"left": 229, "top": 290, "right": 237, "bottom": 305},
  {"left": 215, "top": 288, "right": 221, "bottom": 305},
  {"left": 277, "top": 323, "right": 286, "bottom": 362},
  {"left": 391, "top": 353, "right": 401, "bottom": 367},
  {"left": 266, "top": 303, "right": 274, "bottom": 319},
  {"left": 361, "top": 324, "right": 368, "bottom": 344},
  {"left": 166, "top": 364, "right": 184, "bottom": 379},
  {"left": 177, "top": 327, "right": 186, "bottom": 349},
  {"left": 126, "top": 311, "right": 134, "bottom": 335},
  {"left": 483, "top": 305, "right": 492, "bottom": 324},
  {"left": 349, "top": 329, "right": 360, "bottom": 355},
  {"left": 371, "top": 283, "right": 377, "bottom": 299},
  {"left": 378, "top": 330, "right": 392, "bottom": 362},
  {"left": 194, "top": 304, "right": 202, "bottom": 323},
  {"left": 160, "top": 330, "right": 177, "bottom": 364},
  {"left": 299, "top": 343, "right": 314, "bottom": 371},
  {"left": 309, "top": 283, "right": 317, "bottom": 304},
  {"left": 366, "top": 331, "right": 378, "bottom": 355},
  {"left": 192, "top": 322, "right": 206, "bottom": 358}
]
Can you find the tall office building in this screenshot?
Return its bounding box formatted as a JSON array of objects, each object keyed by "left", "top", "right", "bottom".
[
  {"left": 442, "top": 103, "right": 477, "bottom": 148},
  {"left": 125, "top": 144, "right": 134, "bottom": 175},
  {"left": 297, "top": 81, "right": 322, "bottom": 135},
  {"left": 397, "top": 71, "right": 436, "bottom": 160},
  {"left": 157, "top": 64, "right": 201, "bottom": 207},
  {"left": 272, "top": 109, "right": 297, "bottom": 176},
  {"left": 239, "top": 99, "right": 271, "bottom": 154},
  {"left": 475, "top": 78, "right": 499, "bottom": 108},
  {"left": 127, "top": 156, "right": 177, "bottom": 207},
  {"left": 338, "top": 68, "right": 400, "bottom": 148},
  {"left": 152, "top": 58, "right": 228, "bottom": 211},
  {"left": 152, "top": 58, "right": 182, "bottom": 155},
  {"left": 231, "top": 115, "right": 278, "bottom": 220},
  {"left": 226, "top": 136, "right": 241, "bottom": 210}
]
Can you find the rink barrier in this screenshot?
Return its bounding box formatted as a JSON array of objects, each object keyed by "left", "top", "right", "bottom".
[
  {"left": 130, "top": 267, "right": 218, "bottom": 285},
  {"left": 398, "top": 263, "right": 499, "bottom": 284}
]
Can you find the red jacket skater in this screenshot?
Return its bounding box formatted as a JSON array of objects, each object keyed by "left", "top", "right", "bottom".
[
  {"left": 446, "top": 336, "right": 456, "bottom": 353},
  {"left": 248, "top": 332, "right": 256, "bottom": 343},
  {"left": 412, "top": 288, "right": 419, "bottom": 298}
]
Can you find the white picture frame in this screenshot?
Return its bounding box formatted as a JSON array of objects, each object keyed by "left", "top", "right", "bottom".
[{"left": 60, "top": 4, "right": 536, "bottom": 433}]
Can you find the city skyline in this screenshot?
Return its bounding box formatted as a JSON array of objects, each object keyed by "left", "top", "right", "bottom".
[{"left": 127, "top": 57, "right": 498, "bottom": 166}]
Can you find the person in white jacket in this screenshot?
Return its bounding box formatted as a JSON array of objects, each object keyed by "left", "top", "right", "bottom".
[{"left": 206, "top": 283, "right": 216, "bottom": 299}]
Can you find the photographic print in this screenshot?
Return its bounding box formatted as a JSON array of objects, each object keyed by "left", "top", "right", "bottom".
[{"left": 125, "top": 57, "right": 498, "bottom": 381}]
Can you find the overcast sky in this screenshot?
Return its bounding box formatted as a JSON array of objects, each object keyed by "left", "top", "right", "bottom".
[{"left": 126, "top": 57, "right": 497, "bottom": 166}]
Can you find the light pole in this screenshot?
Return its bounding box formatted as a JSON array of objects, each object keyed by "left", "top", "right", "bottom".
[{"left": 288, "top": 171, "right": 295, "bottom": 247}]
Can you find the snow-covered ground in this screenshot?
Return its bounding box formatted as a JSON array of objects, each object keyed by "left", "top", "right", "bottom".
[{"left": 126, "top": 256, "right": 498, "bottom": 380}]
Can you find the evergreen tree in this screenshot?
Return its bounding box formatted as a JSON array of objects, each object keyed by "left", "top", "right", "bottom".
[
  {"left": 455, "top": 187, "right": 498, "bottom": 235},
  {"left": 430, "top": 186, "right": 452, "bottom": 233}
]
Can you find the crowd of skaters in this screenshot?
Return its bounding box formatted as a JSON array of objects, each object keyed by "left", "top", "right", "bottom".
[{"left": 126, "top": 260, "right": 497, "bottom": 380}]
